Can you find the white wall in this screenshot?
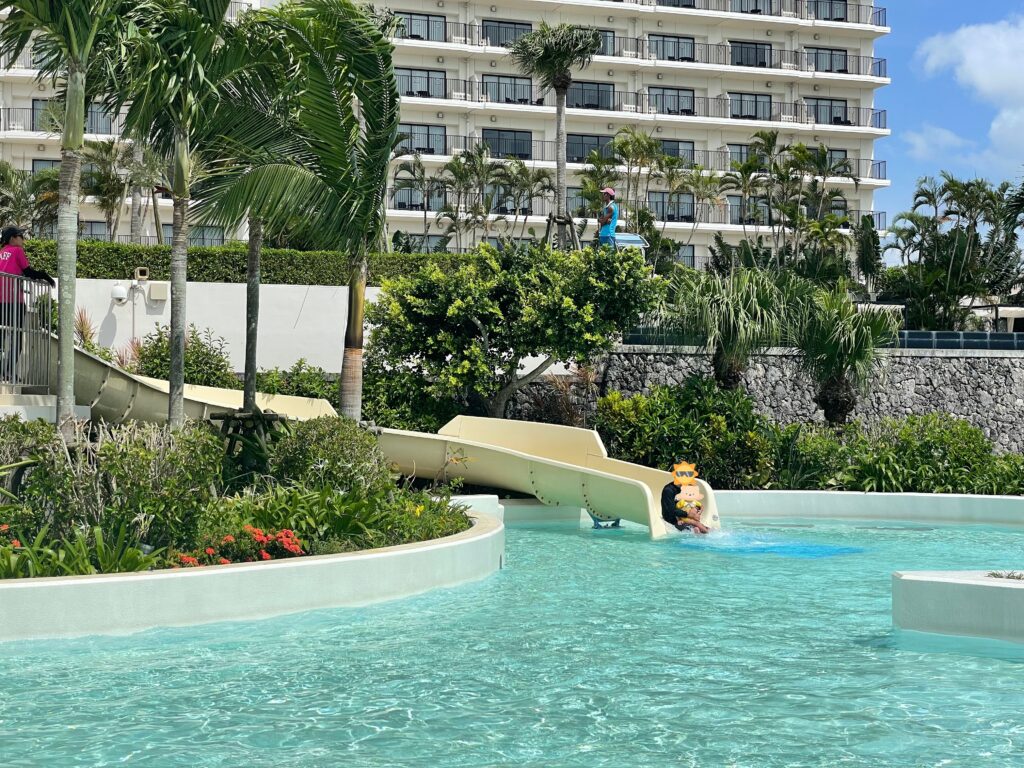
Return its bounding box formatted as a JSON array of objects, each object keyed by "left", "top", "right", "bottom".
[{"left": 63, "top": 279, "right": 381, "bottom": 372}]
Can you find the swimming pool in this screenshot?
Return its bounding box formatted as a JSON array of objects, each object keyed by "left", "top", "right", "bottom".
[{"left": 2, "top": 519, "right": 1023, "bottom": 766}]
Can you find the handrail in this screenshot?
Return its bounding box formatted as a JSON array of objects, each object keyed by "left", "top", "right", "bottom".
[{"left": 0, "top": 273, "right": 52, "bottom": 390}]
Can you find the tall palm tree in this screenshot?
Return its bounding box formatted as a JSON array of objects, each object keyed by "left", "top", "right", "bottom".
[
  {"left": 681, "top": 166, "right": 721, "bottom": 247},
  {"left": 612, "top": 126, "right": 660, "bottom": 229},
  {"left": 193, "top": 0, "right": 399, "bottom": 420},
  {"left": 721, "top": 156, "right": 766, "bottom": 242},
  {"left": 0, "top": 0, "right": 150, "bottom": 434},
  {"left": 509, "top": 22, "right": 601, "bottom": 249},
  {"left": 794, "top": 285, "right": 899, "bottom": 424},
  {"left": 81, "top": 139, "right": 128, "bottom": 239},
  {"left": 115, "top": 0, "right": 259, "bottom": 426},
  {"left": 912, "top": 175, "right": 944, "bottom": 223},
  {"left": 492, "top": 158, "right": 552, "bottom": 240},
  {"left": 393, "top": 154, "right": 439, "bottom": 249}
]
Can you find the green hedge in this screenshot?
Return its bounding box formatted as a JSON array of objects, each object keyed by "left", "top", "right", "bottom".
[{"left": 24, "top": 240, "right": 478, "bottom": 287}]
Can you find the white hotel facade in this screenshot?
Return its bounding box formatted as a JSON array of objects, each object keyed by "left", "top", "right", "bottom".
[{"left": 0, "top": 0, "right": 889, "bottom": 266}]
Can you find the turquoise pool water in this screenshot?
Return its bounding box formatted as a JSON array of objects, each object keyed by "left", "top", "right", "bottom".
[{"left": 3, "top": 519, "right": 1024, "bottom": 767}]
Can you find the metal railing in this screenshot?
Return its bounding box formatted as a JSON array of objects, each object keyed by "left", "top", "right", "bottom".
[
  {"left": 394, "top": 82, "right": 887, "bottom": 129},
  {"left": 889, "top": 331, "right": 1024, "bottom": 351},
  {"left": 0, "top": 107, "right": 124, "bottom": 135},
  {"left": 226, "top": 1, "right": 253, "bottom": 21},
  {"left": 388, "top": 187, "right": 551, "bottom": 216},
  {"left": 651, "top": 0, "right": 887, "bottom": 26},
  {"left": 2, "top": 48, "right": 37, "bottom": 70},
  {"left": 0, "top": 274, "right": 51, "bottom": 390}
]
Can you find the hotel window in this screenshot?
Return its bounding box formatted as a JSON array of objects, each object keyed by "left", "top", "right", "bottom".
[
  {"left": 806, "top": 47, "right": 850, "bottom": 73},
  {"left": 648, "top": 87, "right": 695, "bottom": 115},
  {"left": 80, "top": 221, "right": 108, "bottom": 241},
  {"left": 730, "top": 41, "right": 771, "bottom": 68},
  {"left": 481, "top": 75, "right": 533, "bottom": 104},
  {"left": 395, "top": 12, "right": 446, "bottom": 41},
  {"left": 806, "top": 97, "right": 851, "bottom": 125},
  {"left": 567, "top": 81, "right": 616, "bottom": 110},
  {"left": 647, "top": 191, "right": 695, "bottom": 222},
  {"left": 481, "top": 20, "right": 531, "bottom": 47},
  {"left": 31, "top": 159, "right": 60, "bottom": 174},
  {"left": 395, "top": 68, "right": 446, "bottom": 98},
  {"left": 809, "top": 0, "right": 848, "bottom": 22},
  {"left": 566, "top": 134, "right": 614, "bottom": 163},
  {"left": 660, "top": 140, "right": 695, "bottom": 163},
  {"left": 729, "top": 92, "right": 772, "bottom": 120},
  {"left": 398, "top": 123, "right": 446, "bottom": 155},
  {"left": 648, "top": 34, "right": 695, "bottom": 62},
  {"left": 482, "top": 129, "right": 533, "bottom": 160}
]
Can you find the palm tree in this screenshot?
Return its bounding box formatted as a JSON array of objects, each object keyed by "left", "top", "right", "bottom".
[
  {"left": 393, "top": 154, "right": 439, "bottom": 249},
  {"left": 0, "top": 160, "right": 39, "bottom": 227},
  {"left": 509, "top": 22, "right": 601, "bottom": 249},
  {"left": 192, "top": 0, "right": 399, "bottom": 420},
  {"left": 577, "top": 149, "right": 621, "bottom": 226},
  {"left": 720, "top": 156, "right": 766, "bottom": 242},
  {"left": 115, "top": 0, "right": 259, "bottom": 426},
  {"left": 0, "top": 0, "right": 150, "bottom": 434},
  {"left": 492, "top": 158, "right": 552, "bottom": 240},
  {"left": 612, "top": 126, "right": 660, "bottom": 229},
  {"left": 912, "top": 175, "right": 944, "bottom": 223},
  {"left": 81, "top": 139, "right": 128, "bottom": 239},
  {"left": 660, "top": 268, "right": 798, "bottom": 390},
  {"left": 681, "top": 166, "right": 721, "bottom": 247},
  {"left": 794, "top": 285, "right": 900, "bottom": 424},
  {"left": 436, "top": 153, "right": 475, "bottom": 251}
]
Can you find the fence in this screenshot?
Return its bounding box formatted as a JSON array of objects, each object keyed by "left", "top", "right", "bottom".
[{"left": 0, "top": 273, "right": 52, "bottom": 390}]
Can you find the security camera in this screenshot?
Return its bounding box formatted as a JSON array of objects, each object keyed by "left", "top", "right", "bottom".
[{"left": 111, "top": 282, "right": 129, "bottom": 305}]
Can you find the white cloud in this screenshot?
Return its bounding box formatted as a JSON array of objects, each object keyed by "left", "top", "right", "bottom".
[
  {"left": 902, "top": 124, "right": 973, "bottom": 162},
  {"left": 916, "top": 15, "right": 1024, "bottom": 178}
]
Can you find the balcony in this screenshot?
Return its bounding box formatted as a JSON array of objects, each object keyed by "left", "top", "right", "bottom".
[
  {"left": 2, "top": 48, "right": 38, "bottom": 71},
  {"left": 652, "top": 0, "right": 887, "bottom": 27},
  {"left": 394, "top": 21, "right": 477, "bottom": 45},
  {"left": 389, "top": 187, "right": 551, "bottom": 216},
  {"left": 226, "top": 1, "right": 252, "bottom": 21},
  {"left": 396, "top": 134, "right": 558, "bottom": 161},
  {"left": 0, "top": 107, "right": 125, "bottom": 136},
  {"left": 395, "top": 80, "right": 886, "bottom": 130}
]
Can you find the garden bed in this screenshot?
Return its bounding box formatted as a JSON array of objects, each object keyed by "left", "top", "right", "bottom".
[{"left": 0, "top": 496, "right": 503, "bottom": 643}]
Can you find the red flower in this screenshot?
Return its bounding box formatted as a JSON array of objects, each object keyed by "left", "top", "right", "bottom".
[
  {"left": 177, "top": 554, "right": 200, "bottom": 567},
  {"left": 222, "top": 535, "right": 235, "bottom": 544},
  {"left": 0, "top": 524, "right": 8, "bottom": 532},
  {"left": 260, "top": 550, "right": 271, "bottom": 561},
  {"left": 10, "top": 539, "right": 20, "bottom": 548},
  {"left": 205, "top": 547, "right": 216, "bottom": 556},
  {"left": 218, "top": 557, "right": 231, "bottom": 565}
]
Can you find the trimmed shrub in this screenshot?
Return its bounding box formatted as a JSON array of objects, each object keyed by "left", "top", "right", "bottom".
[
  {"left": 256, "top": 359, "right": 334, "bottom": 400},
  {"left": 267, "top": 417, "right": 393, "bottom": 494},
  {"left": 135, "top": 324, "right": 241, "bottom": 389},
  {"left": 24, "top": 239, "right": 477, "bottom": 287},
  {"left": 595, "top": 378, "right": 778, "bottom": 490}
]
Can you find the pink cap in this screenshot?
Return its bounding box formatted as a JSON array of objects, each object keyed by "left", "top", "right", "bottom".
[{"left": 601, "top": 187, "right": 616, "bottom": 197}]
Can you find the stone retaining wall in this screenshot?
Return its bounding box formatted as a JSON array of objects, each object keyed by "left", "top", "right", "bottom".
[{"left": 513, "top": 347, "right": 1024, "bottom": 453}]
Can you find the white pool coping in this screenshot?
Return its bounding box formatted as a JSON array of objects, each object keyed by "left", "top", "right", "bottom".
[
  {"left": 0, "top": 495, "right": 505, "bottom": 643},
  {"left": 893, "top": 571, "right": 1024, "bottom": 644}
]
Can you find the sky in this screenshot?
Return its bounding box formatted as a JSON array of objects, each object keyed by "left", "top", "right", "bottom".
[{"left": 874, "top": 0, "right": 1024, "bottom": 220}]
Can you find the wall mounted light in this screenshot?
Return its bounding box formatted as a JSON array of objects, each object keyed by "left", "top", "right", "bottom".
[
  {"left": 607, "top": 15, "right": 614, "bottom": 22},
  {"left": 436, "top": 111, "right": 445, "bottom": 119},
  {"left": 656, "top": 73, "right": 663, "bottom": 80},
  {"left": 436, "top": 56, "right": 444, "bottom": 63},
  {"left": 436, "top": 0, "right": 443, "bottom": 6},
  {"left": 36, "top": 144, "right": 46, "bottom": 152},
  {"left": 765, "top": 81, "right": 773, "bottom": 88},
  {"left": 655, "top": 126, "right": 663, "bottom": 133},
  {"left": 607, "top": 123, "right": 614, "bottom": 130},
  {"left": 489, "top": 4, "right": 496, "bottom": 10},
  {"left": 490, "top": 115, "right": 497, "bottom": 122},
  {"left": 813, "top": 33, "right": 820, "bottom": 40},
  {"left": 813, "top": 136, "right": 820, "bottom": 142},
  {"left": 657, "top": 20, "right": 663, "bottom": 27},
  {"left": 813, "top": 84, "right": 820, "bottom": 91},
  {"left": 607, "top": 69, "right": 614, "bottom": 77},
  {"left": 765, "top": 30, "right": 772, "bottom": 36}
]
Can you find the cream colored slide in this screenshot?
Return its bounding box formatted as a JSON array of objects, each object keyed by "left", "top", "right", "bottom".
[
  {"left": 50, "top": 338, "right": 336, "bottom": 423},
  {"left": 377, "top": 415, "right": 720, "bottom": 540}
]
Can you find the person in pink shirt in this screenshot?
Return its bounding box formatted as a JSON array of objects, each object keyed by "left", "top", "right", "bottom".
[{"left": 0, "top": 226, "right": 54, "bottom": 381}]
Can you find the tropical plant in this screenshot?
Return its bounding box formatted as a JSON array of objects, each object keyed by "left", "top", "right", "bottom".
[
  {"left": 393, "top": 153, "right": 441, "bottom": 249},
  {"left": 193, "top": 0, "right": 399, "bottom": 421},
  {"left": 133, "top": 324, "right": 241, "bottom": 390},
  {"left": 0, "top": 0, "right": 151, "bottom": 434},
  {"left": 112, "top": 0, "right": 263, "bottom": 426},
  {"left": 492, "top": 157, "right": 552, "bottom": 240},
  {"left": 659, "top": 267, "right": 800, "bottom": 389},
  {"left": 508, "top": 22, "right": 601, "bottom": 249},
  {"left": 367, "top": 243, "right": 660, "bottom": 417},
  {"left": 792, "top": 285, "right": 900, "bottom": 424},
  {"left": 81, "top": 139, "right": 129, "bottom": 238}
]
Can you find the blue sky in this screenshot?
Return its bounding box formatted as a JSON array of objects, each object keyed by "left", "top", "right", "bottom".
[{"left": 874, "top": 0, "right": 1024, "bottom": 219}]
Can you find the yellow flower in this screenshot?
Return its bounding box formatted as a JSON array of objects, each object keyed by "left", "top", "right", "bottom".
[{"left": 414, "top": 505, "right": 424, "bottom": 517}]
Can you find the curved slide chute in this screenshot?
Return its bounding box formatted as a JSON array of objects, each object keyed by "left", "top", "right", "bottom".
[
  {"left": 377, "top": 416, "right": 720, "bottom": 540},
  {"left": 50, "top": 338, "right": 336, "bottom": 423}
]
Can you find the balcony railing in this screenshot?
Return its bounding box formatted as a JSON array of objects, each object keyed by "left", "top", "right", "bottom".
[
  {"left": 395, "top": 83, "right": 887, "bottom": 129},
  {"left": 396, "top": 134, "right": 558, "bottom": 161},
  {"left": 394, "top": 21, "right": 475, "bottom": 44},
  {"left": 2, "top": 48, "right": 37, "bottom": 70},
  {"left": 226, "top": 1, "right": 252, "bottom": 20},
  {"left": 653, "top": 0, "right": 887, "bottom": 26},
  {"left": 0, "top": 107, "right": 125, "bottom": 135},
  {"left": 389, "top": 187, "right": 551, "bottom": 216},
  {"left": 0, "top": 274, "right": 52, "bottom": 390}
]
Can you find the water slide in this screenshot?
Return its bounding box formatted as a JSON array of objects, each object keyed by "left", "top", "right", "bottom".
[
  {"left": 52, "top": 343, "right": 718, "bottom": 539},
  {"left": 50, "top": 338, "right": 336, "bottom": 423},
  {"left": 377, "top": 416, "right": 720, "bottom": 540}
]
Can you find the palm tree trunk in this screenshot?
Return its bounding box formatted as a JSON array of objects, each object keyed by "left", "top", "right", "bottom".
[
  {"left": 111, "top": 179, "right": 130, "bottom": 241},
  {"left": 243, "top": 216, "right": 263, "bottom": 413},
  {"left": 55, "top": 64, "right": 87, "bottom": 438},
  {"left": 130, "top": 143, "right": 143, "bottom": 243},
  {"left": 152, "top": 189, "right": 164, "bottom": 244},
  {"left": 340, "top": 251, "right": 367, "bottom": 420},
  {"left": 554, "top": 87, "right": 568, "bottom": 249},
  {"left": 168, "top": 195, "right": 189, "bottom": 426}
]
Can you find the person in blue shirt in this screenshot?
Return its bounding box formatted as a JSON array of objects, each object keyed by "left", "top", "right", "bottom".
[{"left": 597, "top": 187, "right": 618, "bottom": 249}]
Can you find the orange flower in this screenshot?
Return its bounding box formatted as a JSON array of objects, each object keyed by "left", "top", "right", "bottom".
[
  {"left": 260, "top": 550, "right": 271, "bottom": 560},
  {"left": 205, "top": 547, "right": 216, "bottom": 556},
  {"left": 222, "top": 535, "right": 235, "bottom": 544},
  {"left": 218, "top": 557, "right": 231, "bottom": 565},
  {"left": 10, "top": 539, "right": 20, "bottom": 548},
  {"left": 0, "top": 524, "right": 8, "bottom": 532}
]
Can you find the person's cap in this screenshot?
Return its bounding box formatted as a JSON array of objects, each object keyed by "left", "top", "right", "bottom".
[
  {"left": 1, "top": 226, "right": 26, "bottom": 244},
  {"left": 601, "top": 187, "right": 616, "bottom": 197}
]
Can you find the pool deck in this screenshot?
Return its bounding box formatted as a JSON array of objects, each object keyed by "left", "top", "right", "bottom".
[
  {"left": 893, "top": 571, "right": 1024, "bottom": 644},
  {"left": 0, "top": 495, "right": 505, "bottom": 643}
]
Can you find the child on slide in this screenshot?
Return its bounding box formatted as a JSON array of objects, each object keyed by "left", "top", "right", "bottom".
[{"left": 661, "top": 461, "right": 710, "bottom": 535}]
